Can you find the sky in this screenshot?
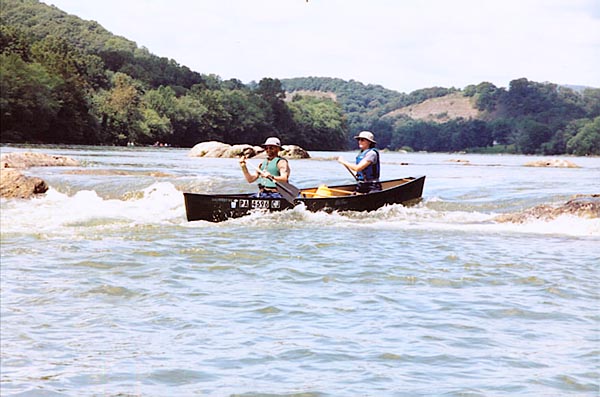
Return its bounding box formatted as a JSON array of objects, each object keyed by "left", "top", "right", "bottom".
[{"left": 43, "top": 0, "right": 600, "bottom": 93}]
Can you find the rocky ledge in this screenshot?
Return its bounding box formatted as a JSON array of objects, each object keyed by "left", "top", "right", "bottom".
[
  {"left": 524, "top": 159, "right": 580, "bottom": 168},
  {"left": 188, "top": 141, "right": 310, "bottom": 159},
  {"left": 0, "top": 168, "right": 49, "bottom": 199},
  {"left": 494, "top": 195, "right": 600, "bottom": 223},
  {"left": 1, "top": 152, "right": 80, "bottom": 199}
]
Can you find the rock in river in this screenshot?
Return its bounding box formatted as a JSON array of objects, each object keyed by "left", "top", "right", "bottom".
[{"left": 494, "top": 195, "right": 600, "bottom": 223}]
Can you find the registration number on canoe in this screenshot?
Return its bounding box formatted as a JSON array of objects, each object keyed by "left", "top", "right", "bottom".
[
  {"left": 227, "top": 198, "right": 281, "bottom": 209},
  {"left": 251, "top": 200, "right": 270, "bottom": 209}
]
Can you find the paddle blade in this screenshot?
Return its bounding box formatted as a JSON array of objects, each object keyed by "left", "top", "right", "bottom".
[
  {"left": 275, "top": 180, "right": 300, "bottom": 204},
  {"left": 248, "top": 162, "right": 299, "bottom": 204}
]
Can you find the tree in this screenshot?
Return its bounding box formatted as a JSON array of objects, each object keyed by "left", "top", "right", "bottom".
[
  {"left": 169, "top": 94, "right": 208, "bottom": 147},
  {"left": 0, "top": 25, "right": 31, "bottom": 61},
  {"left": 255, "top": 78, "right": 295, "bottom": 141},
  {"left": 514, "top": 117, "right": 552, "bottom": 154},
  {"left": 287, "top": 95, "right": 347, "bottom": 150},
  {"left": 217, "top": 89, "right": 271, "bottom": 144},
  {"left": 30, "top": 35, "right": 100, "bottom": 142},
  {"left": 0, "top": 53, "right": 60, "bottom": 141},
  {"left": 567, "top": 117, "right": 600, "bottom": 155},
  {"left": 94, "top": 72, "right": 143, "bottom": 144}
]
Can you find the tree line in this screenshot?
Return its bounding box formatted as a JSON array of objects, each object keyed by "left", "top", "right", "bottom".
[
  {"left": 0, "top": 0, "right": 347, "bottom": 149},
  {"left": 283, "top": 77, "right": 600, "bottom": 155},
  {"left": 1, "top": 0, "right": 599, "bottom": 155}
]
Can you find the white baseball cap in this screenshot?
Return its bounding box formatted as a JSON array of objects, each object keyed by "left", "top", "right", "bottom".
[{"left": 261, "top": 137, "right": 281, "bottom": 147}]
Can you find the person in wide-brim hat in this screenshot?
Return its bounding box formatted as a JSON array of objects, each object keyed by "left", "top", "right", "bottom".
[
  {"left": 261, "top": 137, "right": 281, "bottom": 147},
  {"left": 337, "top": 131, "right": 382, "bottom": 194},
  {"left": 353, "top": 130, "right": 377, "bottom": 144},
  {"left": 239, "top": 137, "right": 290, "bottom": 198}
]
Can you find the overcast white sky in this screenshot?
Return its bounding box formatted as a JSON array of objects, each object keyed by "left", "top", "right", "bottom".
[{"left": 43, "top": 0, "right": 600, "bottom": 93}]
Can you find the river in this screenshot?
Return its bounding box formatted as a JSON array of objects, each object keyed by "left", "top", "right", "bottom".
[{"left": 1, "top": 145, "right": 599, "bottom": 396}]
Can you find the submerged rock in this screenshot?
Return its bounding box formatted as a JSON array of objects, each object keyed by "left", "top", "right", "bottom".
[
  {"left": 494, "top": 195, "right": 600, "bottom": 223},
  {"left": 0, "top": 152, "right": 79, "bottom": 199},
  {"left": 1, "top": 152, "right": 80, "bottom": 168},
  {"left": 524, "top": 159, "right": 580, "bottom": 168}
]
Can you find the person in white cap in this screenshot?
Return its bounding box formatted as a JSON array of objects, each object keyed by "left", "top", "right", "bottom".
[
  {"left": 337, "top": 131, "right": 382, "bottom": 194},
  {"left": 239, "top": 137, "right": 291, "bottom": 198}
]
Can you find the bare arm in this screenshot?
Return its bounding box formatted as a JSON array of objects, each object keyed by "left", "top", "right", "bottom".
[
  {"left": 337, "top": 156, "right": 371, "bottom": 172},
  {"left": 274, "top": 159, "right": 290, "bottom": 183},
  {"left": 239, "top": 156, "right": 259, "bottom": 183}
]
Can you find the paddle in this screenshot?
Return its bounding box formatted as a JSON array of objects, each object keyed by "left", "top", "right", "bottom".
[
  {"left": 250, "top": 163, "right": 300, "bottom": 204},
  {"left": 342, "top": 162, "right": 359, "bottom": 181}
]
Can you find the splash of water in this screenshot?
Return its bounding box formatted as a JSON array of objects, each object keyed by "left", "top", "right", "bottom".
[{"left": 2, "top": 185, "right": 598, "bottom": 237}]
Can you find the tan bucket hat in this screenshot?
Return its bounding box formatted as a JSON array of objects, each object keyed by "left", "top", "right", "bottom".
[{"left": 353, "top": 131, "right": 376, "bottom": 144}]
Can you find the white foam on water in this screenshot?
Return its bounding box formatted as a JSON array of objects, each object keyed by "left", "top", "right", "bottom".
[
  {"left": 2, "top": 187, "right": 598, "bottom": 237},
  {"left": 228, "top": 202, "right": 600, "bottom": 237},
  {"left": 0, "top": 182, "right": 186, "bottom": 234}
]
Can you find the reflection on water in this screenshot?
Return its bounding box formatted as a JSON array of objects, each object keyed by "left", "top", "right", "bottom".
[{"left": 1, "top": 146, "right": 599, "bottom": 396}]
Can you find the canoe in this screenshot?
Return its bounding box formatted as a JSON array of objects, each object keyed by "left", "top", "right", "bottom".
[{"left": 183, "top": 176, "right": 425, "bottom": 222}]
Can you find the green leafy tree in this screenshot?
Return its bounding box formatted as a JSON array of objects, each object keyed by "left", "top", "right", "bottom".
[
  {"left": 489, "top": 118, "right": 515, "bottom": 145},
  {"left": 514, "top": 117, "right": 552, "bottom": 154},
  {"left": 30, "top": 35, "right": 99, "bottom": 142},
  {"left": 139, "top": 108, "right": 172, "bottom": 144},
  {"left": 567, "top": 117, "right": 600, "bottom": 155},
  {"left": 170, "top": 94, "right": 208, "bottom": 147},
  {"left": 0, "top": 25, "right": 31, "bottom": 60},
  {"left": 94, "top": 72, "right": 143, "bottom": 144},
  {"left": 287, "top": 95, "right": 347, "bottom": 150},
  {"left": 256, "top": 78, "right": 294, "bottom": 140},
  {"left": 217, "top": 89, "right": 271, "bottom": 144},
  {"left": 0, "top": 53, "right": 60, "bottom": 141}
]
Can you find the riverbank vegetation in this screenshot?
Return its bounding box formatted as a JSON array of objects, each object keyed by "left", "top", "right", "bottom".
[{"left": 1, "top": 0, "right": 599, "bottom": 154}]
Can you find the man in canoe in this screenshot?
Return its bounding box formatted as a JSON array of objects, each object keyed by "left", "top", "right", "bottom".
[
  {"left": 337, "top": 130, "right": 382, "bottom": 194},
  {"left": 239, "top": 137, "right": 291, "bottom": 198}
]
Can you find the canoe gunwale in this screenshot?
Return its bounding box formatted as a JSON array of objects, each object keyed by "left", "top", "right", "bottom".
[{"left": 183, "top": 176, "right": 425, "bottom": 222}]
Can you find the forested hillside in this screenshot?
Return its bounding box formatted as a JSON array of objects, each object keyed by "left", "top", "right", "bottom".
[
  {"left": 1, "top": 0, "right": 599, "bottom": 154},
  {"left": 0, "top": 0, "right": 347, "bottom": 149},
  {"left": 283, "top": 77, "right": 600, "bottom": 155}
]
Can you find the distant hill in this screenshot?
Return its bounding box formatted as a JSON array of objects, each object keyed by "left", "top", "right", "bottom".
[{"left": 383, "top": 92, "right": 481, "bottom": 123}]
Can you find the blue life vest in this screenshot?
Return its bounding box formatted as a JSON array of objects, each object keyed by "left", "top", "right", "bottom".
[
  {"left": 356, "top": 148, "right": 380, "bottom": 182},
  {"left": 258, "top": 157, "right": 282, "bottom": 188}
]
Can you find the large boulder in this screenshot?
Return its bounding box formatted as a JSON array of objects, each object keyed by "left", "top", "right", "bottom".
[
  {"left": 222, "top": 144, "right": 257, "bottom": 158},
  {"left": 1, "top": 152, "right": 80, "bottom": 168},
  {"left": 494, "top": 195, "right": 600, "bottom": 223},
  {"left": 281, "top": 145, "right": 310, "bottom": 159},
  {"left": 0, "top": 168, "right": 48, "bottom": 199},
  {"left": 188, "top": 141, "right": 310, "bottom": 159},
  {"left": 188, "top": 141, "right": 231, "bottom": 158}
]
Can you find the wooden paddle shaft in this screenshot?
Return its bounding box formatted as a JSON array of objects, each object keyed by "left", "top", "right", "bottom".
[{"left": 343, "top": 163, "right": 359, "bottom": 181}]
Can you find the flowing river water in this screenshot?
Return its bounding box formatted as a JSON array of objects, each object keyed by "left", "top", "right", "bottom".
[{"left": 1, "top": 145, "right": 599, "bottom": 396}]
